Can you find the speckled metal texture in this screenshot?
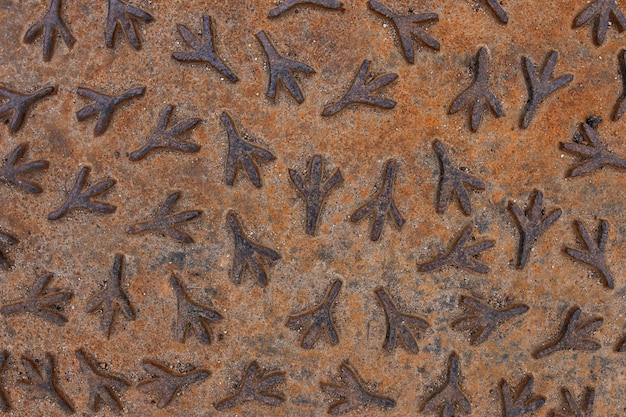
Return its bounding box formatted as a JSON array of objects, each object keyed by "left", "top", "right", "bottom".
[{"left": 1, "top": 0, "right": 626, "bottom": 416}]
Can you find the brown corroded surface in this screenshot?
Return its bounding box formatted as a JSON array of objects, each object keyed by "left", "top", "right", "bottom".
[{"left": 1, "top": 0, "right": 626, "bottom": 415}]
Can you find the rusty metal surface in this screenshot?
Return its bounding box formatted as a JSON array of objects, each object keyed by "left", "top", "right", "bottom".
[{"left": 1, "top": 0, "right": 626, "bottom": 415}]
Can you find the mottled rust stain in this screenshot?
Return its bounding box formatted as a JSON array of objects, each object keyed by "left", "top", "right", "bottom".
[{"left": 0, "top": 0, "right": 626, "bottom": 415}]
